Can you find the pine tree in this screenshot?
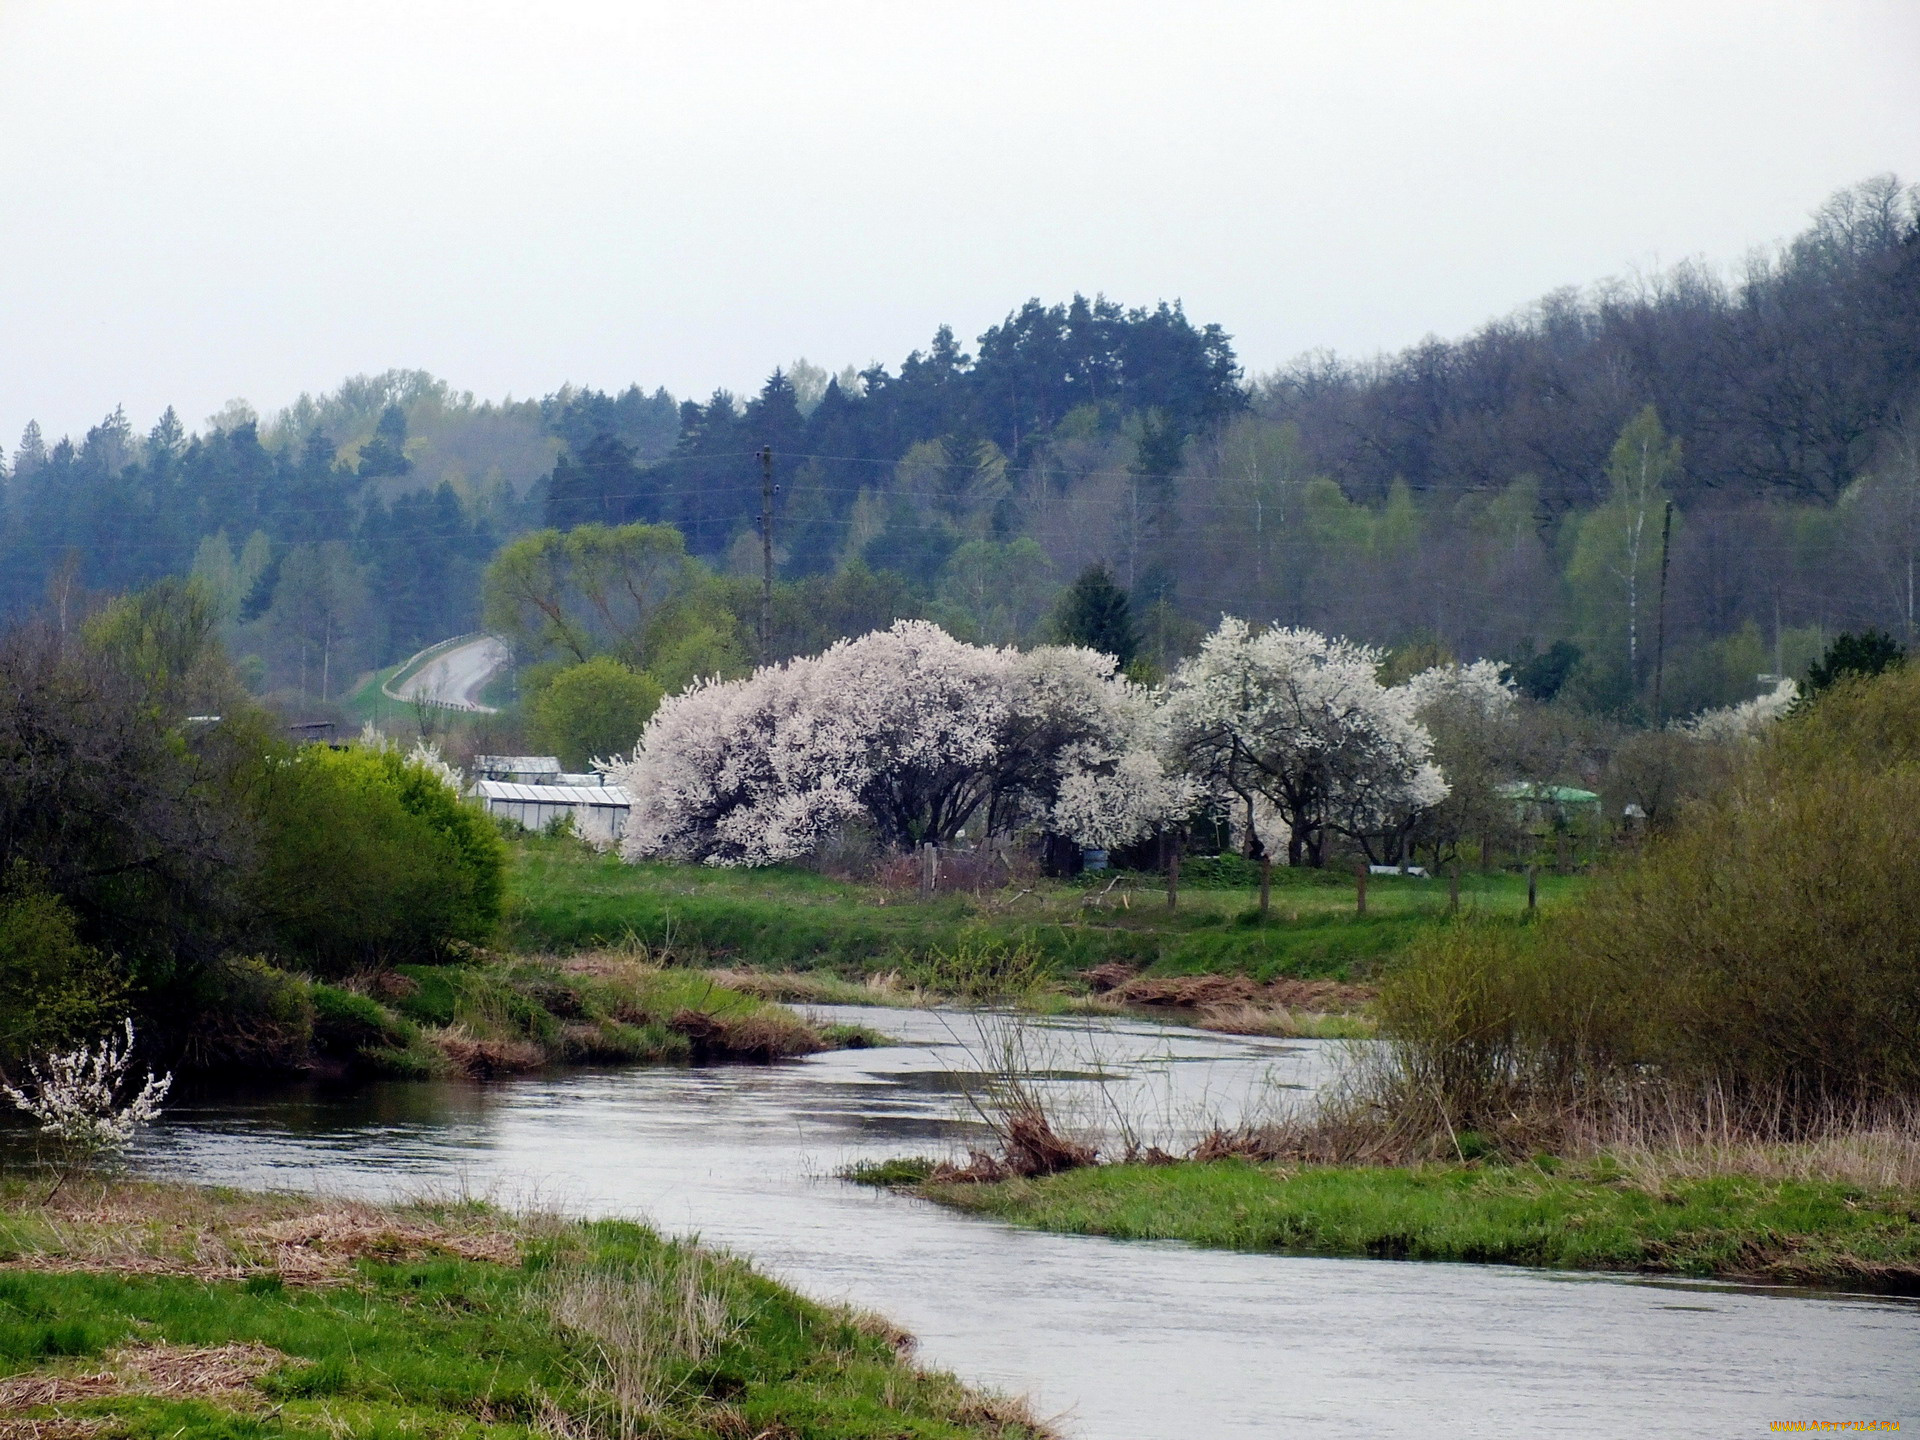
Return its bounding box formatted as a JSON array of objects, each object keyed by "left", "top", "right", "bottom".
[
  {"left": 1052, "top": 564, "right": 1138, "bottom": 667},
  {"left": 1805, "top": 630, "right": 1904, "bottom": 696}
]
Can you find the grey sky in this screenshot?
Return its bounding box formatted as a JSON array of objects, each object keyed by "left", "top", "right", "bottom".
[{"left": 3, "top": 1, "right": 1917, "bottom": 446}]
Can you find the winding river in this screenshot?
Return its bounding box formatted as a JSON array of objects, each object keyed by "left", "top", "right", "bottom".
[{"left": 135, "top": 1007, "right": 1917, "bottom": 1437}]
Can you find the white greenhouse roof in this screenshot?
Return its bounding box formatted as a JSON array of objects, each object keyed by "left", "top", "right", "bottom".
[
  {"left": 473, "top": 755, "right": 562, "bottom": 773},
  {"left": 476, "top": 780, "right": 631, "bottom": 806}
]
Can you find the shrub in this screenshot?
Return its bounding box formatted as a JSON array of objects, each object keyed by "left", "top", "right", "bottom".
[
  {"left": 1378, "top": 663, "right": 1920, "bottom": 1129},
  {"left": 249, "top": 744, "right": 506, "bottom": 973},
  {"left": 0, "top": 879, "right": 125, "bottom": 1069},
  {"left": 527, "top": 657, "right": 664, "bottom": 770}
]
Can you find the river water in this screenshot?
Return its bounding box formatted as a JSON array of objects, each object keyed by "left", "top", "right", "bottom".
[{"left": 133, "top": 1006, "right": 1916, "bottom": 1438}]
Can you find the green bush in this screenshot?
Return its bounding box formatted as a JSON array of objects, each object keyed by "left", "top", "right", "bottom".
[
  {"left": 526, "top": 656, "right": 664, "bottom": 770},
  {"left": 1380, "top": 663, "right": 1920, "bottom": 1120},
  {"left": 249, "top": 744, "right": 506, "bottom": 974},
  {"left": 0, "top": 879, "right": 125, "bottom": 1067}
]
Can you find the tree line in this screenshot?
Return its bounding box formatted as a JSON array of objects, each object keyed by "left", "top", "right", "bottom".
[{"left": 4, "top": 176, "right": 1915, "bottom": 728}]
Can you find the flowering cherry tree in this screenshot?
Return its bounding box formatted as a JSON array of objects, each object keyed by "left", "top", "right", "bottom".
[
  {"left": 1681, "top": 677, "right": 1798, "bottom": 743},
  {"left": 1394, "top": 660, "right": 1519, "bottom": 867},
  {"left": 1401, "top": 659, "right": 1517, "bottom": 723},
  {"left": 3, "top": 1020, "right": 172, "bottom": 1199},
  {"left": 1161, "top": 619, "right": 1445, "bottom": 866},
  {"left": 612, "top": 621, "right": 1183, "bottom": 865}
]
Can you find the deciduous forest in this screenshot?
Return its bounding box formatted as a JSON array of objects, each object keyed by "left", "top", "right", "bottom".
[{"left": 4, "top": 176, "right": 1916, "bottom": 724}]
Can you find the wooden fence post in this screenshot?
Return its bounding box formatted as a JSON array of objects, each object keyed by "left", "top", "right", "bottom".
[
  {"left": 1354, "top": 860, "right": 1368, "bottom": 917},
  {"left": 1526, "top": 864, "right": 1537, "bottom": 913},
  {"left": 1166, "top": 834, "right": 1181, "bottom": 911},
  {"left": 1258, "top": 854, "right": 1273, "bottom": 918}
]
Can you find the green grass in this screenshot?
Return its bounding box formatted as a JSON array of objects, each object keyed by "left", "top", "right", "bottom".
[
  {"left": 379, "top": 953, "right": 843, "bottom": 1071},
  {"left": 0, "top": 1182, "right": 1048, "bottom": 1439},
  {"left": 338, "top": 662, "right": 408, "bottom": 727},
  {"left": 504, "top": 834, "right": 1584, "bottom": 983},
  {"left": 906, "top": 1159, "right": 1920, "bottom": 1290}
]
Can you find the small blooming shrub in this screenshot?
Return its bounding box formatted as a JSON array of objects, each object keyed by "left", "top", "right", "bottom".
[{"left": 3, "top": 1020, "right": 172, "bottom": 1183}]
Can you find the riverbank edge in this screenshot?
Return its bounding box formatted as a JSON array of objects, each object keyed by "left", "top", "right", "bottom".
[
  {"left": 179, "top": 951, "right": 882, "bottom": 1085},
  {"left": 703, "top": 966, "right": 1377, "bottom": 1039},
  {"left": 859, "top": 1158, "right": 1920, "bottom": 1294},
  {"left": 0, "top": 1177, "right": 1056, "bottom": 1439}
]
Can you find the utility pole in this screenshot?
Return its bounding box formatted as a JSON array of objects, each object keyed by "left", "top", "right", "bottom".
[
  {"left": 758, "top": 446, "right": 775, "bottom": 663},
  {"left": 1651, "top": 500, "right": 1674, "bottom": 724}
]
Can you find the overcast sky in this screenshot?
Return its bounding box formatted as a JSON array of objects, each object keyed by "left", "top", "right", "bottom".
[{"left": 3, "top": 1, "right": 1918, "bottom": 446}]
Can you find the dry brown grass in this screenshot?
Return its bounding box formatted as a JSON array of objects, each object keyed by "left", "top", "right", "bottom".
[
  {"left": 0, "top": 1344, "right": 282, "bottom": 1412},
  {"left": 0, "top": 1178, "right": 530, "bottom": 1285},
  {"left": 1569, "top": 1096, "right": 1920, "bottom": 1194},
  {"left": 665, "top": 1008, "right": 822, "bottom": 1061},
  {"left": 538, "top": 1248, "right": 742, "bottom": 1434},
  {"left": 933, "top": 1101, "right": 1098, "bottom": 1183},
  {"left": 429, "top": 1023, "right": 545, "bottom": 1078},
  {"left": 1191, "top": 1002, "right": 1346, "bottom": 1038},
  {"left": 701, "top": 967, "right": 929, "bottom": 1008},
  {"left": 1225, "top": 1046, "right": 1920, "bottom": 1188},
  {"left": 0, "top": 1420, "right": 108, "bottom": 1439}
]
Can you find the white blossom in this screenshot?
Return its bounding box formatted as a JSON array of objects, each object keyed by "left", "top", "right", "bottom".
[
  {"left": 611, "top": 621, "right": 1186, "bottom": 864},
  {"left": 1680, "top": 677, "right": 1798, "bottom": 743},
  {"left": 1401, "top": 659, "right": 1517, "bottom": 722},
  {"left": 3, "top": 1020, "right": 173, "bottom": 1161},
  {"left": 355, "top": 723, "right": 467, "bottom": 792},
  {"left": 1161, "top": 618, "right": 1446, "bottom": 862},
  {"left": 405, "top": 739, "right": 466, "bottom": 792}
]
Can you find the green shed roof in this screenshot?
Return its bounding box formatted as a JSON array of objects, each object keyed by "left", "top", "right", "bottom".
[{"left": 1497, "top": 782, "right": 1601, "bottom": 804}]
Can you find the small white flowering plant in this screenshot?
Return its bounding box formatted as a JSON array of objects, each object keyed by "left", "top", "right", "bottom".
[{"left": 3, "top": 1019, "right": 173, "bottom": 1199}]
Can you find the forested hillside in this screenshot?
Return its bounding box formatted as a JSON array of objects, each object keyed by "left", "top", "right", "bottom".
[{"left": 3, "top": 176, "right": 1915, "bottom": 721}]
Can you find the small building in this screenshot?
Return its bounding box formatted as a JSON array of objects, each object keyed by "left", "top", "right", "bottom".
[
  {"left": 471, "top": 754, "right": 562, "bottom": 783},
  {"left": 475, "top": 780, "right": 632, "bottom": 847},
  {"left": 1497, "top": 781, "right": 1602, "bottom": 867}
]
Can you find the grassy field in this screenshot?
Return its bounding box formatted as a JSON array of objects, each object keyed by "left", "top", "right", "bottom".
[
  {"left": 338, "top": 662, "right": 407, "bottom": 728},
  {"left": 504, "top": 835, "right": 1584, "bottom": 983},
  {"left": 0, "top": 1178, "right": 1051, "bottom": 1439},
  {"left": 885, "top": 1159, "right": 1920, "bottom": 1291}
]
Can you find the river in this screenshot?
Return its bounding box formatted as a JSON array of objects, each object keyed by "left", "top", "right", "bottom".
[{"left": 134, "top": 1006, "right": 1917, "bottom": 1438}]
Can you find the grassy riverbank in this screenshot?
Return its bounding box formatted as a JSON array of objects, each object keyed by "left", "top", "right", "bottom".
[
  {"left": 208, "top": 950, "right": 870, "bottom": 1082},
  {"left": 0, "top": 1178, "right": 1051, "bottom": 1439},
  {"left": 880, "top": 1158, "right": 1920, "bottom": 1292},
  {"left": 505, "top": 835, "right": 1582, "bottom": 984}
]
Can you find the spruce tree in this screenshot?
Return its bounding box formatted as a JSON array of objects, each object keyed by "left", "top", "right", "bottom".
[
  {"left": 1805, "top": 630, "right": 1904, "bottom": 696},
  {"left": 1053, "top": 563, "right": 1138, "bottom": 667}
]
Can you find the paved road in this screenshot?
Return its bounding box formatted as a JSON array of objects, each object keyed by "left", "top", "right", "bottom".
[{"left": 386, "top": 635, "right": 510, "bottom": 713}]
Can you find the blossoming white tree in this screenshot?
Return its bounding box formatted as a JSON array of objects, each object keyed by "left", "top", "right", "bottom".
[
  {"left": 1401, "top": 659, "right": 1517, "bottom": 723},
  {"left": 1395, "top": 660, "right": 1520, "bottom": 867},
  {"left": 612, "top": 621, "right": 1184, "bottom": 865},
  {"left": 1160, "top": 619, "right": 1446, "bottom": 866},
  {"left": 3, "top": 1020, "right": 172, "bottom": 1199},
  {"left": 1680, "top": 677, "right": 1798, "bottom": 743}
]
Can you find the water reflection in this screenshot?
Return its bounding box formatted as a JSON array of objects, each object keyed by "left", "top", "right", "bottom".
[{"left": 123, "top": 1006, "right": 1918, "bottom": 1438}]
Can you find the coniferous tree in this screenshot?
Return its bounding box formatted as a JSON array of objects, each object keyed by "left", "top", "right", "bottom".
[
  {"left": 1805, "top": 630, "right": 1905, "bottom": 696},
  {"left": 356, "top": 403, "right": 413, "bottom": 480},
  {"left": 1052, "top": 563, "right": 1138, "bottom": 667}
]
